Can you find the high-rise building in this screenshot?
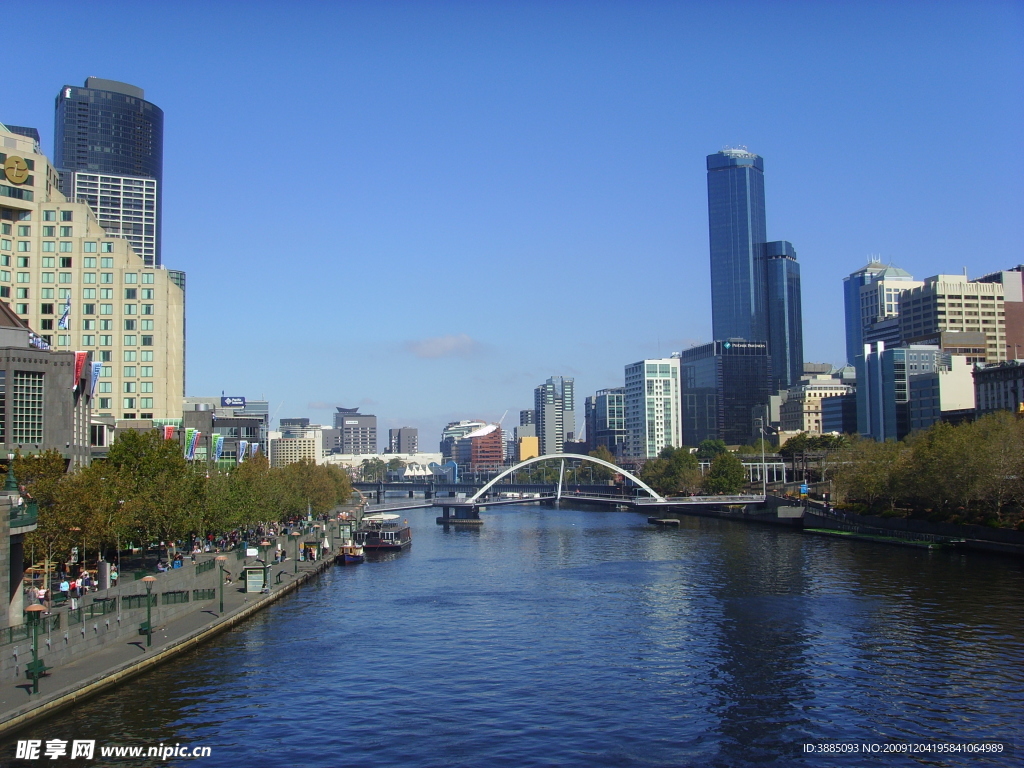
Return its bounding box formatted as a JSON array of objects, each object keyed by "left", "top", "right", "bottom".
[
  {"left": 0, "top": 122, "right": 184, "bottom": 419},
  {"left": 856, "top": 342, "right": 948, "bottom": 441},
  {"left": 898, "top": 275, "right": 1006, "bottom": 363},
  {"left": 440, "top": 420, "right": 487, "bottom": 461},
  {"left": 589, "top": 387, "right": 628, "bottom": 456},
  {"left": 624, "top": 359, "right": 681, "bottom": 459},
  {"left": 455, "top": 423, "right": 503, "bottom": 471},
  {"left": 333, "top": 407, "right": 377, "bottom": 454},
  {"left": 680, "top": 340, "right": 772, "bottom": 446},
  {"left": 388, "top": 427, "right": 418, "bottom": 454},
  {"left": 534, "top": 376, "right": 575, "bottom": 455},
  {"left": 844, "top": 261, "right": 922, "bottom": 364},
  {"left": 54, "top": 79, "right": 164, "bottom": 266},
  {"left": 706, "top": 149, "right": 803, "bottom": 390},
  {"left": 974, "top": 266, "right": 1024, "bottom": 359}
]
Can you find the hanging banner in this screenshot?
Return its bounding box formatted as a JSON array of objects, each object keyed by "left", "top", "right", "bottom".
[
  {"left": 90, "top": 361, "right": 103, "bottom": 396},
  {"left": 250, "top": 442, "right": 259, "bottom": 457},
  {"left": 238, "top": 440, "right": 248, "bottom": 464},
  {"left": 57, "top": 298, "right": 71, "bottom": 330},
  {"left": 188, "top": 431, "right": 202, "bottom": 461},
  {"left": 213, "top": 434, "right": 225, "bottom": 461},
  {"left": 72, "top": 351, "right": 88, "bottom": 391},
  {"left": 184, "top": 428, "right": 196, "bottom": 459},
  {"left": 163, "top": 425, "right": 176, "bottom": 441}
]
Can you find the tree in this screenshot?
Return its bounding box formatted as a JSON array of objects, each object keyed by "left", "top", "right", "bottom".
[
  {"left": 359, "top": 457, "right": 386, "bottom": 482},
  {"left": 641, "top": 447, "right": 702, "bottom": 496},
  {"left": 696, "top": 439, "right": 728, "bottom": 460},
  {"left": 702, "top": 451, "right": 746, "bottom": 494},
  {"left": 586, "top": 446, "right": 617, "bottom": 481}
]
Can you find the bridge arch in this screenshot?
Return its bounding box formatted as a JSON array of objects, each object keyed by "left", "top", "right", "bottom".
[{"left": 469, "top": 453, "right": 664, "bottom": 503}]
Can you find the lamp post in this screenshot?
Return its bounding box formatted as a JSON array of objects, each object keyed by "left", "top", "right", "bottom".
[
  {"left": 25, "top": 604, "right": 45, "bottom": 694},
  {"left": 259, "top": 539, "right": 271, "bottom": 590},
  {"left": 216, "top": 555, "right": 227, "bottom": 614},
  {"left": 291, "top": 531, "right": 301, "bottom": 574},
  {"left": 142, "top": 575, "right": 156, "bottom": 648},
  {"left": 756, "top": 417, "right": 767, "bottom": 498}
]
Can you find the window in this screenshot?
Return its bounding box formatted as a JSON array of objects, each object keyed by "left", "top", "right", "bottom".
[
  {"left": 83, "top": 319, "right": 95, "bottom": 330},
  {"left": 82, "top": 334, "right": 94, "bottom": 345},
  {"left": 59, "top": 242, "right": 72, "bottom": 253},
  {"left": 124, "top": 382, "right": 136, "bottom": 393},
  {"left": 60, "top": 211, "right": 72, "bottom": 222},
  {"left": 141, "top": 351, "right": 153, "bottom": 362},
  {"left": 16, "top": 242, "right": 29, "bottom": 252},
  {"left": 41, "top": 288, "right": 53, "bottom": 299},
  {"left": 124, "top": 304, "right": 136, "bottom": 315},
  {"left": 100, "top": 273, "right": 113, "bottom": 283},
  {"left": 98, "top": 397, "right": 111, "bottom": 409},
  {"left": 17, "top": 226, "right": 29, "bottom": 237},
  {"left": 83, "top": 257, "right": 96, "bottom": 268},
  {"left": 82, "top": 288, "right": 95, "bottom": 299},
  {"left": 141, "top": 335, "right": 153, "bottom": 346},
  {"left": 40, "top": 319, "right": 52, "bottom": 330},
  {"left": 83, "top": 273, "right": 95, "bottom": 283},
  {"left": 0, "top": 270, "right": 7, "bottom": 281},
  {"left": 142, "top": 273, "right": 154, "bottom": 284},
  {"left": 100, "top": 242, "right": 113, "bottom": 253},
  {"left": 100, "top": 289, "right": 112, "bottom": 299},
  {"left": 16, "top": 273, "right": 29, "bottom": 283},
  {"left": 124, "top": 288, "right": 137, "bottom": 299},
  {"left": 83, "top": 303, "right": 95, "bottom": 314},
  {"left": 16, "top": 256, "right": 28, "bottom": 268},
  {"left": 42, "top": 226, "right": 55, "bottom": 237},
  {"left": 57, "top": 334, "right": 70, "bottom": 345},
  {"left": 0, "top": 241, "right": 8, "bottom": 252},
  {"left": 123, "top": 398, "right": 135, "bottom": 409},
  {"left": 14, "top": 287, "right": 27, "bottom": 299},
  {"left": 0, "top": 287, "right": 8, "bottom": 298},
  {"left": 43, "top": 210, "right": 55, "bottom": 222},
  {"left": 42, "top": 242, "right": 55, "bottom": 252},
  {"left": 84, "top": 242, "right": 96, "bottom": 253},
  {"left": 42, "top": 256, "right": 55, "bottom": 267},
  {"left": 59, "top": 257, "right": 72, "bottom": 268},
  {"left": 141, "top": 366, "right": 153, "bottom": 377},
  {"left": 99, "top": 351, "right": 111, "bottom": 362},
  {"left": 58, "top": 288, "right": 70, "bottom": 299},
  {"left": 59, "top": 273, "right": 71, "bottom": 283},
  {"left": 123, "top": 366, "right": 136, "bottom": 377},
  {"left": 99, "top": 335, "right": 112, "bottom": 346},
  {"left": 123, "top": 335, "right": 137, "bottom": 346},
  {"left": 100, "top": 304, "right": 112, "bottom": 315},
  {"left": 124, "top": 273, "right": 137, "bottom": 284},
  {"left": 141, "top": 382, "right": 153, "bottom": 393},
  {"left": 123, "top": 350, "right": 136, "bottom": 362},
  {"left": 15, "top": 303, "right": 27, "bottom": 314},
  {"left": 40, "top": 303, "right": 53, "bottom": 315},
  {"left": 100, "top": 257, "right": 113, "bottom": 268},
  {"left": 141, "top": 289, "right": 154, "bottom": 299},
  {"left": 12, "top": 371, "right": 44, "bottom": 443},
  {"left": 142, "top": 304, "right": 154, "bottom": 315},
  {"left": 60, "top": 227, "right": 72, "bottom": 238},
  {"left": 140, "top": 398, "right": 154, "bottom": 408},
  {"left": 99, "top": 320, "right": 112, "bottom": 331},
  {"left": 41, "top": 273, "right": 54, "bottom": 283},
  {"left": 141, "top": 320, "right": 154, "bottom": 330},
  {"left": 124, "top": 320, "right": 136, "bottom": 331}
]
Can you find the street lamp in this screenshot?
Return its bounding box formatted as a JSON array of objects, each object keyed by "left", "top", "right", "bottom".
[
  {"left": 25, "top": 604, "right": 45, "bottom": 694},
  {"left": 291, "top": 531, "right": 301, "bottom": 574},
  {"left": 216, "top": 555, "right": 227, "bottom": 614},
  {"left": 259, "top": 539, "right": 271, "bottom": 591},
  {"left": 142, "top": 575, "right": 156, "bottom": 648},
  {"left": 755, "top": 417, "right": 767, "bottom": 498}
]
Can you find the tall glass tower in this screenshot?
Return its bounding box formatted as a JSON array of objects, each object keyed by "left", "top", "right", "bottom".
[
  {"left": 54, "top": 78, "right": 164, "bottom": 266},
  {"left": 706, "top": 149, "right": 803, "bottom": 390}
]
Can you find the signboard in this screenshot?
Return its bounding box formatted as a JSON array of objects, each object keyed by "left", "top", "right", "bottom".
[
  {"left": 246, "top": 547, "right": 258, "bottom": 557},
  {"left": 221, "top": 396, "right": 246, "bottom": 407},
  {"left": 71, "top": 546, "right": 79, "bottom": 564},
  {"left": 345, "top": 420, "right": 359, "bottom": 425},
  {"left": 800, "top": 484, "right": 809, "bottom": 495}
]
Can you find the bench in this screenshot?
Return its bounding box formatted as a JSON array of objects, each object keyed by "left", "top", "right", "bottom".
[
  {"left": 25, "top": 658, "right": 50, "bottom": 682},
  {"left": 138, "top": 621, "right": 150, "bottom": 636},
  {"left": 51, "top": 593, "right": 68, "bottom": 608}
]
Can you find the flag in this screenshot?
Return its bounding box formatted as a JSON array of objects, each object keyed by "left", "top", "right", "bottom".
[
  {"left": 213, "top": 434, "right": 225, "bottom": 461},
  {"left": 188, "top": 431, "right": 202, "bottom": 460},
  {"left": 238, "top": 440, "right": 248, "bottom": 464},
  {"left": 72, "top": 351, "right": 88, "bottom": 391},
  {"left": 90, "top": 361, "right": 103, "bottom": 397},
  {"left": 250, "top": 442, "right": 259, "bottom": 457},
  {"left": 57, "top": 298, "right": 71, "bottom": 330},
  {"left": 184, "top": 428, "right": 196, "bottom": 459},
  {"left": 163, "top": 425, "right": 175, "bottom": 441}
]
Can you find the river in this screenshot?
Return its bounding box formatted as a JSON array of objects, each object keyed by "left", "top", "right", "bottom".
[{"left": 2, "top": 504, "right": 1022, "bottom": 767}]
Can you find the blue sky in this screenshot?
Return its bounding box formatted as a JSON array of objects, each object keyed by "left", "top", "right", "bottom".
[{"left": 7, "top": 1, "right": 1024, "bottom": 444}]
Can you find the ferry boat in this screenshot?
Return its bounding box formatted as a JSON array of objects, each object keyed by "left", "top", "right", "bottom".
[
  {"left": 354, "top": 514, "right": 412, "bottom": 551},
  {"left": 337, "top": 541, "right": 365, "bottom": 564}
]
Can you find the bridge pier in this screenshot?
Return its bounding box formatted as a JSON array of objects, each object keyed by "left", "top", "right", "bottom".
[{"left": 436, "top": 505, "right": 483, "bottom": 525}]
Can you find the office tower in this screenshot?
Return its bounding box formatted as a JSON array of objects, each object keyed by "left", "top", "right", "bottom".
[
  {"left": 680, "top": 340, "right": 772, "bottom": 446},
  {"left": 388, "top": 427, "right": 419, "bottom": 453},
  {"left": 534, "top": 376, "right": 575, "bottom": 455},
  {"left": 843, "top": 261, "right": 921, "bottom": 363},
  {"left": 333, "top": 407, "right": 377, "bottom": 454},
  {"left": 624, "top": 360, "right": 681, "bottom": 459},
  {"left": 519, "top": 409, "right": 535, "bottom": 426},
  {"left": 0, "top": 122, "right": 184, "bottom": 419},
  {"left": 974, "top": 267, "right": 1024, "bottom": 359},
  {"left": 898, "top": 275, "right": 1006, "bottom": 363},
  {"left": 589, "top": 387, "right": 628, "bottom": 455},
  {"left": 440, "top": 420, "right": 487, "bottom": 461},
  {"left": 844, "top": 262, "right": 888, "bottom": 364},
  {"left": 54, "top": 78, "right": 163, "bottom": 266},
  {"left": 707, "top": 149, "right": 803, "bottom": 390},
  {"left": 455, "top": 424, "right": 503, "bottom": 471},
  {"left": 856, "top": 342, "right": 947, "bottom": 441}
]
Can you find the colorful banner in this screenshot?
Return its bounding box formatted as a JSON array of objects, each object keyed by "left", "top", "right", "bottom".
[
  {"left": 57, "top": 298, "right": 71, "bottom": 330},
  {"left": 238, "top": 440, "right": 248, "bottom": 464},
  {"left": 72, "top": 351, "right": 88, "bottom": 391},
  {"left": 184, "top": 428, "right": 196, "bottom": 459},
  {"left": 163, "top": 425, "right": 176, "bottom": 441},
  {"left": 90, "top": 361, "right": 103, "bottom": 397},
  {"left": 213, "top": 435, "right": 225, "bottom": 461},
  {"left": 250, "top": 442, "right": 259, "bottom": 457},
  {"left": 188, "top": 431, "right": 202, "bottom": 461}
]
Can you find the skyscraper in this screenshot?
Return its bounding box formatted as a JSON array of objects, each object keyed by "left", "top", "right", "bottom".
[
  {"left": 534, "top": 376, "right": 575, "bottom": 455},
  {"left": 843, "top": 261, "right": 920, "bottom": 365},
  {"left": 54, "top": 78, "right": 163, "bottom": 266},
  {"left": 706, "top": 149, "right": 804, "bottom": 390},
  {"left": 624, "top": 360, "right": 681, "bottom": 458}
]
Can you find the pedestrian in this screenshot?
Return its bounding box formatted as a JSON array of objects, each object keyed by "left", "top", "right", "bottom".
[
  {"left": 69, "top": 581, "right": 79, "bottom": 610},
  {"left": 59, "top": 577, "right": 70, "bottom": 603},
  {"left": 110, "top": 566, "right": 119, "bottom": 587},
  {"left": 43, "top": 587, "right": 51, "bottom": 614},
  {"left": 35, "top": 585, "right": 45, "bottom": 606}
]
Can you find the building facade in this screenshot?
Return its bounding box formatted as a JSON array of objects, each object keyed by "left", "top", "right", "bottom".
[
  {"left": 0, "top": 123, "right": 184, "bottom": 420},
  {"left": 908, "top": 356, "right": 975, "bottom": 432},
  {"left": 54, "top": 78, "right": 163, "bottom": 266},
  {"left": 388, "top": 427, "right": 418, "bottom": 454},
  {"left": 589, "top": 387, "right": 628, "bottom": 456},
  {"left": 764, "top": 240, "right": 804, "bottom": 390},
  {"left": 856, "top": 342, "right": 947, "bottom": 441},
  {"left": 898, "top": 275, "right": 1006, "bottom": 363},
  {"left": 779, "top": 375, "right": 854, "bottom": 434},
  {"left": 455, "top": 423, "right": 503, "bottom": 471},
  {"left": 333, "top": 407, "right": 376, "bottom": 454},
  {"left": 973, "top": 360, "right": 1024, "bottom": 416},
  {"left": 534, "top": 376, "right": 575, "bottom": 455},
  {"left": 624, "top": 359, "right": 681, "bottom": 459}
]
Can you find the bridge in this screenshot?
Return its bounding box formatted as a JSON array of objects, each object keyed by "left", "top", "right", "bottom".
[{"left": 361, "top": 454, "right": 765, "bottom": 522}]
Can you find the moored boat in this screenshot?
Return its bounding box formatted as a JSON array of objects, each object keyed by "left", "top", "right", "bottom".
[
  {"left": 337, "top": 541, "right": 365, "bottom": 564},
  {"left": 355, "top": 513, "right": 412, "bottom": 551}
]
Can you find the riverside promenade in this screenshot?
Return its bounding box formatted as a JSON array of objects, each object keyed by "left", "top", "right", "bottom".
[{"left": 0, "top": 533, "right": 336, "bottom": 739}]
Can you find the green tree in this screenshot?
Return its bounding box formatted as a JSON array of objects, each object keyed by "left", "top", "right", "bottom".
[
  {"left": 586, "top": 445, "right": 617, "bottom": 481},
  {"left": 696, "top": 439, "right": 728, "bottom": 460},
  {"left": 359, "top": 457, "right": 386, "bottom": 482},
  {"left": 702, "top": 451, "right": 746, "bottom": 494},
  {"left": 641, "top": 447, "right": 702, "bottom": 496}
]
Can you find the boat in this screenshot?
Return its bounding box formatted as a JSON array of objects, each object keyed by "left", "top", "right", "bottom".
[
  {"left": 354, "top": 513, "right": 412, "bottom": 551},
  {"left": 336, "top": 540, "right": 365, "bottom": 564}
]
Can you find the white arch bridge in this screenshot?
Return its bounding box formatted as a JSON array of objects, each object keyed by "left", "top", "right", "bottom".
[{"left": 361, "top": 454, "right": 765, "bottom": 522}]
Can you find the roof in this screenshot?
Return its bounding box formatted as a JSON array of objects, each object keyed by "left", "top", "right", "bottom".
[
  {"left": 463, "top": 423, "right": 499, "bottom": 440},
  {"left": 0, "top": 301, "right": 30, "bottom": 330}
]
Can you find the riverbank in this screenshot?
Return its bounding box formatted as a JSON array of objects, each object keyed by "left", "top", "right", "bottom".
[{"left": 0, "top": 539, "right": 336, "bottom": 740}]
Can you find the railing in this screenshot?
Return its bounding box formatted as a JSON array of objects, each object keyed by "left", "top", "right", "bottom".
[
  {"left": 807, "top": 505, "right": 959, "bottom": 545},
  {"left": 161, "top": 590, "right": 189, "bottom": 605},
  {"left": 84, "top": 597, "right": 117, "bottom": 618},
  {"left": 192, "top": 589, "right": 216, "bottom": 601},
  {"left": 0, "top": 613, "right": 61, "bottom": 645},
  {"left": 195, "top": 559, "right": 216, "bottom": 575},
  {"left": 9, "top": 503, "right": 38, "bottom": 528},
  {"left": 122, "top": 594, "right": 156, "bottom": 610}
]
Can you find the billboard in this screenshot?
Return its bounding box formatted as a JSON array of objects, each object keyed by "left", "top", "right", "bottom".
[{"left": 221, "top": 396, "right": 246, "bottom": 407}]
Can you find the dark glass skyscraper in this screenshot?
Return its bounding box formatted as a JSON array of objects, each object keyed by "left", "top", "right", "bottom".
[
  {"left": 705, "top": 149, "right": 803, "bottom": 391},
  {"left": 54, "top": 78, "right": 163, "bottom": 265}
]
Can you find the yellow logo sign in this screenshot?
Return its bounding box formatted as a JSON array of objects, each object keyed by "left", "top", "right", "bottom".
[{"left": 3, "top": 156, "right": 29, "bottom": 185}]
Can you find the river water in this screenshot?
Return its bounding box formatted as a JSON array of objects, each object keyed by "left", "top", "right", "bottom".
[{"left": 2, "top": 504, "right": 1022, "bottom": 767}]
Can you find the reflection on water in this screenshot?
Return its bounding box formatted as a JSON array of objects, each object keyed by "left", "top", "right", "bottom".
[{"left": 1, "top": 505, "right": 1022, "bottom": 767}]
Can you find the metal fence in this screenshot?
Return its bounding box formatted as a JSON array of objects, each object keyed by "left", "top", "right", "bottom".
[
  {"left": 161, "top": 590, "right": 190, "bottom": 605},
  {"left": 192, "top": 589, "right": 216, "bottom": 601},
  {"left": 195, "top": 559, "right": 216, "bottom": 575},
  {"left": 122, "top": 594, "right": 157, "bottom": 610}
]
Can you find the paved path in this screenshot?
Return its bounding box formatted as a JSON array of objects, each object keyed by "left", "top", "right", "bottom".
[{"left": 0, "top": 549, "right": 334, "bottom": 738}]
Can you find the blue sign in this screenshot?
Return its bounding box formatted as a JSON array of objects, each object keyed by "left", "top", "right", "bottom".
[
  {"left": 800, "top": 484, "right": 809, "bottom": 495},
  {"left": 221, "top": 396, "right": 246, "bottom": 407}
]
